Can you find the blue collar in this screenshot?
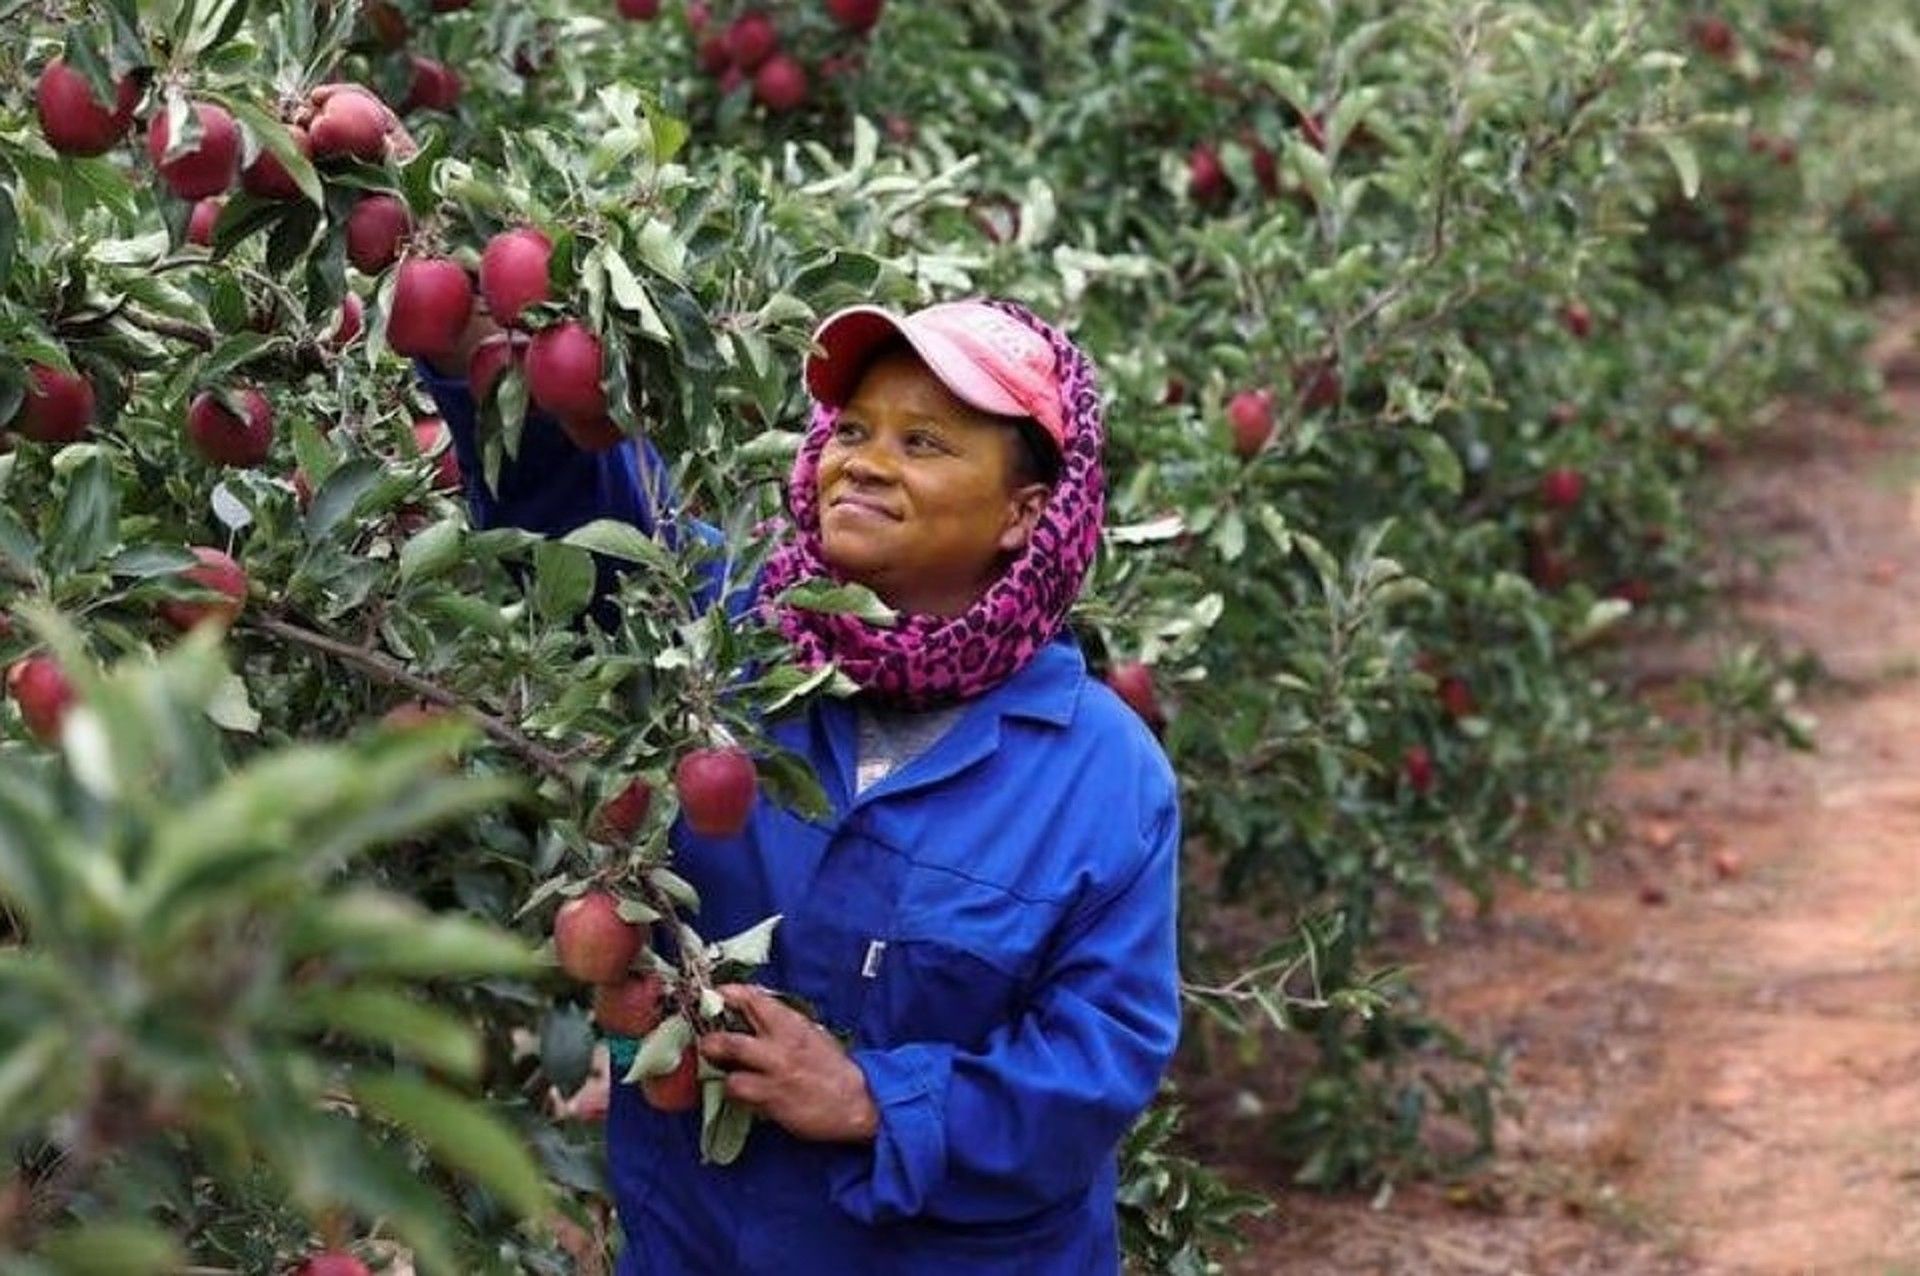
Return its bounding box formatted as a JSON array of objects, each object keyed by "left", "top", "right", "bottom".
[{"left": 984, "top": 631, "right": 1085, "bottom": 727}]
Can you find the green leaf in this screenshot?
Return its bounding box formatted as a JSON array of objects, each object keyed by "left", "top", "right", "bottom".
[
  {"left": 48, "top": 454, "right": 119, "bottom": 575},
  {"left": 533, "top": 541, "right": 595, "bottom": 623},
  {"left": 217, "top": 95, "right": 324, "bottom": 204},
  {"left": 37, "top": 1221, "right": 183, "bottom": 1276},
  {"left": 625, "top": 1012, "right": 692, "bottom": 1082},
  {"left": 205, "top": 671, "right": 260, "bottom": 733},
  {"left": 353, "top": 1073, "right": 552, "bottom": 1221},
  {"left": 603, "top": 248, "right": 671, "bottom": 342},
  {"left": 539, "top": 1004, "right": 597, "bottom": 1093},
  {"left": 1405, "top": 429, "right": 1463, "bottom": 495},
  {"left": 0, "top": 182, "right": 17, "bottom": 292},
  {"left": 106, "top": 545, "right": 197, "bottom": 578},
  {"left": 259, "top": 1110, "right": 458, "bottom": 1275},
  {"left": 291, "top": 891, "right": 542, "bottom": 979},
  {"left": 711, "top": 914, "right": 781, "bottom": 968},
  {"left": 0, "top": 503, "right": 40, "bottom": 575},
  {"left": 647, "top": 866, "right": 700, "bottom": 913},
  {"left": 306, "top": 457, "right": 385, "bottom": 541},
  {"left": 562, "top": 518, "right": 674, "bottom": 573},
  {"left": 700, "top": 1084, "right": 755, "bottom": 1166},
  {"left": 0, "top": 1026, "right": 75, "bottom": 1141},
  {"left": 399, "top": 517, "right": 464, "bottom": 584},
  {"left": 775, "top": 579, "right": 897, "bottom": 627},
  {"left": 1658, "top": 133, "right": 1701, "bottom": 200},
  {"left": 287, "top": 986, "right": 484, "bottom": 1080},
  {"left": 196, "top": 331, "right": 278, "bottom": 383}
]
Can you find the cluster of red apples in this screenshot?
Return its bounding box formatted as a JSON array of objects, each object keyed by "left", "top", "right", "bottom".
[{"left": 550, "top": 749, "right": 759, "bottom": 1111}]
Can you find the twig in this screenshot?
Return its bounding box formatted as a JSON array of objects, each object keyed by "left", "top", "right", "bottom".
[
  {"left": 635, "top": 871, "right": 717, "bottom": 1022},
  {"left": 247, "top": 613, "right": 575, "bottom": 783}
]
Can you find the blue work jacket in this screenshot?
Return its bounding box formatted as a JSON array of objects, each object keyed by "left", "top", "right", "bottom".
[{"left": 419, "top": 369, "right": 1182, "bottom": 1274}]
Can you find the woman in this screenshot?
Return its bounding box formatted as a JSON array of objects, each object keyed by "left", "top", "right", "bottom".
[{"left": 419, "top": 298, "right": 1180, "bottom": 1274}]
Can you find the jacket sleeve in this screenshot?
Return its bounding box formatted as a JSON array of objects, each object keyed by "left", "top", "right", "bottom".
[
  {"left": 413, "top": 364, "right": 757, "bottom": 617},
  {"left": 828, "top": 797, "right": 1182, "bottom": 1225},
  {"left": 413, "top": 362, "right": 675, "bottom": 539}
]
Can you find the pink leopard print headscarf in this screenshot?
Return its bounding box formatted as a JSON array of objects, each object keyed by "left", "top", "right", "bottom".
[{"left": 759, "top": 299, "right": 1105, "bottom": 708}]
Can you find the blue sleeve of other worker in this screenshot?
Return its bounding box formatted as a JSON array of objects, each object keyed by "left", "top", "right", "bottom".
[
  {"left": 830, "top": 798, "right": 1182, "bottom": 1226},
  {"left": 413, "top": 364, "right": 746, "bottom": 616},
  {"left": 414, "top": 363, "right": 676, "bottom": 541}
]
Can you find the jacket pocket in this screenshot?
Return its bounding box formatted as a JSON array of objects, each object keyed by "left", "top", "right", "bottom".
[{"left": 857, "top": 867, "right": 1059, "bottom": 1051}]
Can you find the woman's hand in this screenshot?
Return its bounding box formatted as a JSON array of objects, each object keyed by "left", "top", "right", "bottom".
[{"left": 699, "top": 984, "right": 879, "bottom": 1144}]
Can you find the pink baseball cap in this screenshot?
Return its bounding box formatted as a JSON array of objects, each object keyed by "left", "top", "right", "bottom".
[{"left": 804, "top": 300, "right": 1066, "bottom": 450}]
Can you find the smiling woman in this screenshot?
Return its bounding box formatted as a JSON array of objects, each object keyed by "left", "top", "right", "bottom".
[
  {"left": 415, "top": 297, "right": 1180, "bottom": 1276},
  {"left": 815, "top": 346, "right": 1052, "bottom": 618}
]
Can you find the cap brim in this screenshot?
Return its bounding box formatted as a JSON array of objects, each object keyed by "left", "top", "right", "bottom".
[{"left": 806, "top": 305, "right": 1032, "bottom": 423}]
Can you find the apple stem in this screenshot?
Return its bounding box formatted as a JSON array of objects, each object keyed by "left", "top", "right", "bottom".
[{"left": 250, "top": 613, "right": 576, "bottom": 782}]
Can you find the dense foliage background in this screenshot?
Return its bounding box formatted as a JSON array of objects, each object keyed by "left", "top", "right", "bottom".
[{"left": 4, "top": 0, "right": 1918, "bottom": 1271}]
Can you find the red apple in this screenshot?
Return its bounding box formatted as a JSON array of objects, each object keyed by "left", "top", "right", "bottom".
[
  {"left": 1246, "top": 138, "right": 1278, "bottom": 197},
  {"left": 479, "top": 228, "right": 553, "bottom": 327},
  {"left": 1609, "top": 577, "right": 1652, "bottom": 606},
  {"left": 553, "top": 890, "right": 645, "bottom": 984},
  {"left": 241, "top": 124, "right": 311, "bottom": 199},
  {"left": 11, "top": 364, "right": 95, "bottom": 444},
  {"left": 726, "top": 12, "right": 780, "bottom": 70},
  {"left": 413, "top": 417, "right": 461, "bottom": 492},
  {"left": 386, "top": 257, "right": 474, "bottom": 358},
  {"left": 1292, "top": 356, "right": 1341, "bottom": 412},
  {"left": 158, "top": 546, "right": 248, "bottom": 631},
  {"left": 640, "top": 1044, "right": 700, "bottom": 1112},
  {"left": 1539, "top": 466, "right": 1584, "bottom": 510},
  {"left": 1688, "top": 15, "right": 1737, "bottom": 60},
  {"left": 1559, "top": 300, "right": 1593, "bottom": 340},
  {"left": 618, "top": 0, "right": 662, "bottom": 17},
  {"left": 1226, "top": 388, "right": 1273, "bottom": 459},
  {"left": 186, "top": 197, "right": 223, "bottom": 248},
  {"left": 591, "top": 777, "right": 654, "bottom": 842},
  {"left": 379, "top": 700, "right": 445, "bottom": 730},
  {"left": 697, "top": 34, "right": 733, "bottom": 75},
  {"left": 675, "top": 747, "right": 757, "bottom": 838},
  {"left": 826, "top": 0, "right": 884, "bottom": 33},
  {"left": 345, "top": 194, "right": 412, "bottom": 273},
  {"left": 525, "top": 321, "right": 609, "bottom": 425},
  {"left": 147, "top": 102, "right": 241, "bottom": 199},
  {"left": 1437, "top": 675, "right": 1476, "bottom": 720},
  {"left": 403, "top": 56, "right": 462, "bottom": 113},
  {"left": 7, "top": 656, "right": 75, "bottom": 745},
  {"left": 187, "top": 387, "right": 274, "bottom": 467},
  {"left": 753, "top": 54, "right": 809, "bottom": 113},
  {"left": 364, "top": 0, "right": 410, "bottom": 47},
  {"left": 294, "top": 1253, "right": 371, "bottom": 1276},
  {"left": 1106, "top": 662, "right": 1163, "bottom": 727},
  {"left": 1526, "top": 537, "right": 1572, "bottom": 591},
  {"left": 35, "top": 59, "right": 140, "bottom": 157},
  {"left": 1187, "top": 143, "right": 1230, "bottom": 204},
  {"left": 468, "top": 330, "right": 528, "bottom": 403},
  {"left": 308, "top": 87, "right": 390, "bottom": 162},
  {"left": 328, "top": 293, "right": 365, "bottom": 348},
  {"left": 593, "top": 973, "right": 667, "bottom": 1036},
  {"left": 1402, "top": 744, "right": 1435, "bottom": 794},
  {"left": 561, "top": 415, "right": 626, "bottom": 452}
]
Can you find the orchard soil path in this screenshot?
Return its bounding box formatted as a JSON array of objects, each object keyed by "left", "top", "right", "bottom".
[{"left": 1198, "top": 306, "right": 1920, "bottom": 1276}]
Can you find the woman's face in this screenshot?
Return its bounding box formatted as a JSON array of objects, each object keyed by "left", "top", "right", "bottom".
[{"left": 816, "top": 350, "right": 1051, "bottom": 618}]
